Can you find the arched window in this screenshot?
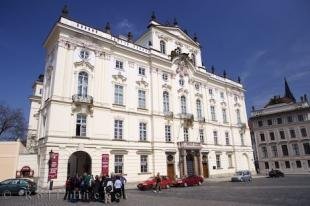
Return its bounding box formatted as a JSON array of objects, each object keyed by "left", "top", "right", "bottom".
[
  {"left": 78, "top": 71, "right": 88, "bottom": 97},
  {"left": 160, "top": 40, "right": 166, "bottom": 54},
  {"left": 181, "top": 96, "right": 187, "bottom": 114},
  {"left": 76, "top": 113, "right": 87, "bottom": 136},
  {"left": 196, "top": 99, "right": 202, "bottom": 118},
  {"left": 163, "top": 91, "right": 170, "bottom": 113},
  {"left": 191, "top": 53, "right": 196, "bottom": 66}
]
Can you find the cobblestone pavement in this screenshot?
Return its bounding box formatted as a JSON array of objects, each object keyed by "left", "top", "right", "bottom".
[{"left": 1, "top": 175, "right": 310, "bottom": 206}]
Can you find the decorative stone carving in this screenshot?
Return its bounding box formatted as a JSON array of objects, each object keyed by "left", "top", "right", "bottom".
[
  {"left": 112, "top": 72, "right": 127, "bottom": 83},
  {"left": 162, "top": 83, "right": 172, "bottom": 90},
  {"left": 136, "top": 78, "right": 148, "bottom": 88},
  {"left": 74, "top": 60, "right": 94, "bottom": 70}
]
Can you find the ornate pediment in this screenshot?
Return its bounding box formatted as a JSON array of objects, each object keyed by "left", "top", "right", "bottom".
[
  {"left": 112, "top": 72, "right": 127, "bottom": 83},
  {"left": 162, "top": 83, "right": 172, "bottom": 90},
  {"left": 177, "top": 88, "right": 189, "bottom": 94},
  {"left": 209, "top": 99, "right": 216, "bottom": 105},
  {"left": 221, "top": 101, "right": 227, "bottom": 107},
  {"left": 195, "top": 93, "right": 203, "bottom": 98},
  {"left": 234, "top": 102, "right": 241, "bottom": 107},
  {"left": 136, "top": 78, "right": 149, "bottom": 88},
  {"left": 74, "top": 60, "right": 94, "bottom": 70}
]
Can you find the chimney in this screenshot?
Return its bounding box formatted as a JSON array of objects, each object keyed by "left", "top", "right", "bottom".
[{"left": 127, "top": 32, "right": 133, "bottom": 43}]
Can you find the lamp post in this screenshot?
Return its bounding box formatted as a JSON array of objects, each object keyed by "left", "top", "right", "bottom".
[{"left": 48, "top": 149, "right": 54, "bottom": 190}]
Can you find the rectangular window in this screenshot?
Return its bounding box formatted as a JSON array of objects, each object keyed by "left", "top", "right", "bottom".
[
  {"left": 271, "top": 145, "right": 278, "bottom": 157},
  {"left": 282, "top": 145, "right": 289, "bottom": 156},
  {"left": 199, "top": 129, "right": 204, "bottom": 143},
  {"left": 258, "top": 120, "right": 263, "bottom": 127},
  {"left": 216, "top": 154, "right": 221, "bottom": 169},
  {"left": 114, "top": 155, "right": 123, "bottom": 174},
  {"left": 222, "top": 108, "right": 227, "bottom": 123},
  {"left": 240, "top": 133, "right": 245, "bottom": 146},
  {"left": 270, "top": 132, "right": 275, "bottom": 141},
  {"left": 292, "top": 143, "right": 300, "bottom": 156},
  {"left": 208, "top": 88, "right": 213, "bottom": 95},
  {"left": 279, "top": 131, "right": 285, "bottom": 139},
  {"left": 115, "top": 60, "right": 124, "bottom": 70},
  {"left": 287, "top": 116, "right": 293, "bottom": 123},
  {"left": 303, "top": 143, "right": 310, "bottom": 155},
  {"left": 285, "top": 161, "right": 290, "bottom": 168},
  {"left": 228, "top": 154, "right": 233, "bottom": 168},
  {"left": 265, "top": 162, "right": 269, "bottom": 169},
  {"left": 220, "top": 92, "right": 224, "bottom": 99},
  {"left": 210, "top": 106, "right": 216, "bottom": 121},
  {"left": 114, "top": 120, "right": 123, "bottom": 140},
  {"left": 138, "top": 67, "right": 145, "bottom": 76},
  {"left": 236, "top": 109, "right": 241, "bottom": 124},
  {"left": 300, "top": 128, "right": 307, "bottom": 137},
  {"left": 260, "top": 133, "right": 265, "bottom": 141},
  {"left": 290, "top": 129, "right": 296, "bottom": 138},
  {"left": 139, "top": 122, "right": 147, "bottom": 141},
  {"left": 298, "top": 115, "right": 304, "bottom": 122},
  {"left": 277, "top": 118, "right": 282, "bottom": 124},
  {"left": 275, "top": 161, "right": 279, "bottom": 169},
  {"left": 114, "top": 85, "right": 124, "bottom": 105},
  {"left": 262, "top": 146, "right": 268, "bottom": 158},
  {"left": 184, "top": 128, "right": 189, "bottom": 142},
  {"left": 138, "top": 90, "right": 146, "bottom": 109},
  {"left": 225, "top": 132, "right": 230, "bottom": 145},
  {"left": 76, "top": 114, "right": 87, "bottom": 136},
  {"left": 165, "top": 125, "right": 171, "bottom": 142},
  {"left": 140, "top": 155, "right": 148, "bottom": 173},
  {"left": 267, "top": 119, "right": 273, "bottom": 126},
  {"left": 213, "top": 131, "right": 218, "bottom": 145},
  {"left": 296, "top": 160, "right": 302, "bottom": 168}
]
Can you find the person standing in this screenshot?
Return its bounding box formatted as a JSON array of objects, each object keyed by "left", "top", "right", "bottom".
[
  {"left": 114, "top": 176, "right": 122, "bottom": 203},
  {"left": 120, "top": 174, "right": 127, "bottom": 199},
  {"left": 63, "top": 177, "right": 71, "bottom": 200},
  {"left": 154, "top": 172, "right": 161, "bottom": 193}
]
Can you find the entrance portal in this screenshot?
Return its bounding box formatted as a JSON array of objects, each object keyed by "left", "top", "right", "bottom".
[{"left": 67, "top": 151, "right": 91, "bottom": 177}]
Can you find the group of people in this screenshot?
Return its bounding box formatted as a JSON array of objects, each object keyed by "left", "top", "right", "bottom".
[{"left": 63, "top": 172, "right": 126, "bottom": 203}]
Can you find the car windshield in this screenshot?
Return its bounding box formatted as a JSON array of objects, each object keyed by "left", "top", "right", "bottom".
[{"left": 236, "top": 171, "right": 243, "bottom": 175}]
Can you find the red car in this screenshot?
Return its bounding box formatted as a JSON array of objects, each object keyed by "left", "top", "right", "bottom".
[
  {"left": 137, "top": 176, "right": 173, "bottom": 190},
  {"left": 173, "top": 175, "right": 204, "bottom": 187}
]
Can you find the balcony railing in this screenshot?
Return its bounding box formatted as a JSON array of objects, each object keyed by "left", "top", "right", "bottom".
[
  {"left": 177, "top": 141, "right": 202, "bottom": 149},
  {"left": 164, "top": 111, "right": 174, "bottom": 118},
  {"left": 72, "top": 94, "right": 93, "bottom": 104},
  {"left": 179, "top": 113, "right": 194, "bottom": 120},
  {"left": 197, "top": 117, "right": 206, "bottom": 123}
]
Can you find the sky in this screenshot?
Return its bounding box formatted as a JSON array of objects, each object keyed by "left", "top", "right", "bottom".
[{"left": 0, "top": 0, "right": 309, "bottom": 119}]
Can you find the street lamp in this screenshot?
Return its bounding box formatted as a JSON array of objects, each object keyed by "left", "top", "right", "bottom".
[{"left": 48, "top": 149, "right": 54, "bottom": 190}]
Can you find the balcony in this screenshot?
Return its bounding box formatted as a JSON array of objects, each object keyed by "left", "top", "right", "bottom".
[
  {"left": 179, "top": 113, "right": 194, "bottom": 120},
  {"left": 197, "top": 116, "right": 206, "bottom": 123},
  {"left": 177, "top": 141, "right": 202, "bottom": 149},
  {"left": 72, "top": 94, "right": 93, "bottom": 104},
  {"left": 164, "top": 111, "right": 174, "bottom": 118}
]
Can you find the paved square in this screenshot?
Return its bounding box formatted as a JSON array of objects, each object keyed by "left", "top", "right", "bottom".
[{"left": 1, "top": 175, "right": 309, "bottom": 206}]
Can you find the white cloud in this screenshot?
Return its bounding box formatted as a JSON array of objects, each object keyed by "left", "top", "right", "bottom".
[
  {"left": 116, "top": 19, "right": 134, "bottom": 31},
  {"left": 240, "top": 50, "right": 266, "bottom": 81}
]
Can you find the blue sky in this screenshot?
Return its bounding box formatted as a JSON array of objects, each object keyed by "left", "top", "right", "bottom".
[{"left": 0, "top": 0, "right": 309, "bottom": 119}]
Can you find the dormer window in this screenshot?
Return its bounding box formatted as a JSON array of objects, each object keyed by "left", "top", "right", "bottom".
[{"left": 160, "top": 40, "right": 166, "bottom": 54}]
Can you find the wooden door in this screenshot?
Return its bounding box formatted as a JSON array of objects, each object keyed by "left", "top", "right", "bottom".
[
  {"left": 167, "top": 164, "right": 175, "bottom": 180},
  {"left": 203, "top": 163, "right": 209, "bottom": 178}
]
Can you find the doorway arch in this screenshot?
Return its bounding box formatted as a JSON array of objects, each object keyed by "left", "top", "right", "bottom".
[
  {"left": 186, "top": 153, "right": 194, "bottom": 176},
  {"left": 67, "top": 151, "right": 92, "bottom": 177}
]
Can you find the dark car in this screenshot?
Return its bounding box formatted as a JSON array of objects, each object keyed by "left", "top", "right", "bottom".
[
  {"left": 173, "top": 175, "right": 204, "bottom": 187},
  {"left": 268, "top": 170, "right": 284, "bottom": 178},
  {"left": 137, "top": 176, "right": 173, "bottom": 190},
  {"left": 0, "top": 178, "right": 37, "bottom": 196}
]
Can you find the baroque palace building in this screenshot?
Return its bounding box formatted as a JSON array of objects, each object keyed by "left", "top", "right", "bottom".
[
  {"left": 27, "top": 8, "right": 255, "bottom": 188},
  {"left": 250, "top": 79, "right": 310, "bottom": 174}
]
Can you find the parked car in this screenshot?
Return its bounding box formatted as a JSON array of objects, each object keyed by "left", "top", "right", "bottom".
[
  {"left": 0, "top": 178, "right": 37, "bottom": 196},
  {"left": 268, "top": 169, "right": 284, "bottom": 178},
  {"left": 173, "top": 175, "right": 204, "bottom": 187},
  {"left": 231, "top": 170, "right": 252, "bottom": 182},
  {"left": 137, "top": 176, "right": 173, "bottom": 190}
]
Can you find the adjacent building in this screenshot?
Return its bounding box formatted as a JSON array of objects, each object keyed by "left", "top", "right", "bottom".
[
  {"left": 27, "top": 9, "right": 255, "bottom": 188},
  {"left": 250, "top": 79, "right": 310, "bottom": 174}
]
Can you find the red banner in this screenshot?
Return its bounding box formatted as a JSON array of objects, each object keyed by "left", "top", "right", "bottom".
[
  {"left": 101, "top": 154, "right": 109, "bottom": 176},
  {"left": 48, "top": 153, "right": 59, "bottom": 180}
]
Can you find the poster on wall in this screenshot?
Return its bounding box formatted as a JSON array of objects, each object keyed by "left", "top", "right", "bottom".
[
  {"left": 48, "top": 153, "right": 59, "bottom": 180},
  {"left": 101, "top": 154, "right": 109, "bottom": 176}
]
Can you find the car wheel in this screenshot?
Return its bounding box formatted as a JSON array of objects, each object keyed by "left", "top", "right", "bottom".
[
  {"left": 166, "top": 185, "right": 170, "bottom": 189},
  {"left": 18, "top": 189, "right": 25, "bottom": 196},
  {"left": 184, "top": 183, "right": 188, "bottom": 187},
  {"left": 2, "top": 190, "right": 11, "bottom": 196},
  {"left": 198, "top": 181, "right": 202, "bottom": 185}
]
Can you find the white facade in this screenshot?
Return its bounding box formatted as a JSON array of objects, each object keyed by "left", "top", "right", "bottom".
[
  {"left": 27, "top": 16, "right": 255, "bottom": 188},
  {"left": 251, "top": 95, "right": 310, "bottom": 174}
]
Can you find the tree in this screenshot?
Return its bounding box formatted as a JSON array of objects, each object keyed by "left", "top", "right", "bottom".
[{"left": 0, "top": 103, "right": 27, "bottom": 141}]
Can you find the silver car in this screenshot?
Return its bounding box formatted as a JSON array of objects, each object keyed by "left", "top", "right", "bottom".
[{"left": 231, "top": 170, "right": 252, "bottom": 182}]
